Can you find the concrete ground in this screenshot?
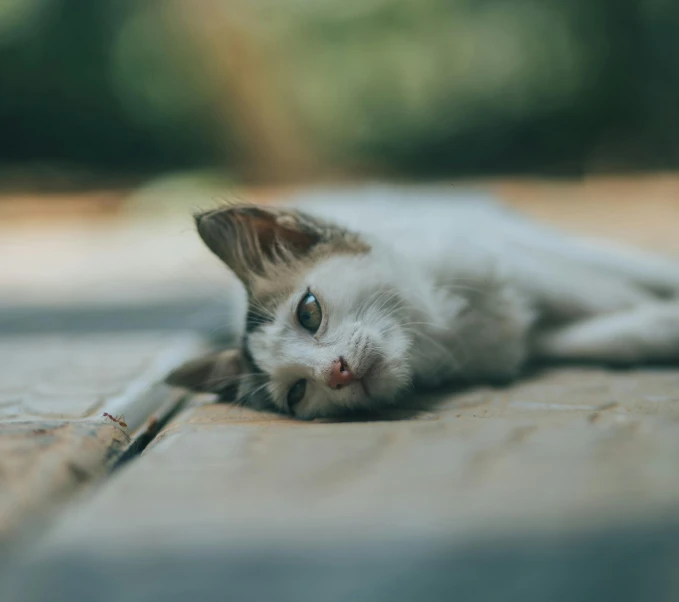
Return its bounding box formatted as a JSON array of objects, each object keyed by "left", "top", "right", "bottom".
[{"left": 1, "top": 176, "right": 679, "bottom": 601}]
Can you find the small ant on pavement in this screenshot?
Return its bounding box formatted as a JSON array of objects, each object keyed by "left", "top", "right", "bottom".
[{"left": 103, "top": 412, "right": 128, "bottom": 428}]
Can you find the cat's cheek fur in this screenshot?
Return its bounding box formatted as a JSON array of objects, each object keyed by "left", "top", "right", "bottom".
[{"left": 357, "top": 323, "right": 412, "bottom": 400}]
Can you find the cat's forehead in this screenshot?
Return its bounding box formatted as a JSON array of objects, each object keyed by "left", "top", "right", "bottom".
[
  {"left": 304, "top": 254, "right": 393, "bottom": 302},
  {"left": 309, "top": 251, "right": 400, "bottom": 285}
]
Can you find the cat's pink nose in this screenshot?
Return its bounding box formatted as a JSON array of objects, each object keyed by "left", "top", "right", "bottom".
[{"left": 329, "top": 357, "right": 355, "bottom": 389}]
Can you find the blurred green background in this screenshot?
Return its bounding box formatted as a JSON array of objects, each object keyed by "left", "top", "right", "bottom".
[{"left": 1, "top": 0, "right": 678, "bottom": 186}]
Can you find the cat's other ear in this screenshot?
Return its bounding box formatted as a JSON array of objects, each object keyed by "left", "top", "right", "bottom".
[
  {"left": 194, "top": 205, "right": 324, "bottom": 288},
  {"left": 165, "top": 348, "right": 243, "bottom": 398}
]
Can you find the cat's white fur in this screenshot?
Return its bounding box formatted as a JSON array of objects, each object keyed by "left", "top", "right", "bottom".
[{"left": 168, "top": 186, "right": 679, "bottom": 419}]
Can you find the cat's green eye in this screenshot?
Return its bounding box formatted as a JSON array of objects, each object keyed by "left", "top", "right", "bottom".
[
  {"left": 297, "top": 291, "right": 322, "bottom": 333},
  {"left": 287, "top": 379, "right": 307, "bottom": 408}
]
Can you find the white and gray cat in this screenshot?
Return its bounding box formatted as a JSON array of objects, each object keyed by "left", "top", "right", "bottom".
[{"left": 166, "top": 186, "right": 679, "bottom": 419}]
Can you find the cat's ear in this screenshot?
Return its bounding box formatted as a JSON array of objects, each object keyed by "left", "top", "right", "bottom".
[
  {"left": 194, "top": 205, "right": 326, "bottom": 288},
  {"left": 165, "top": 348, "right": 243, "bottom": 397}
]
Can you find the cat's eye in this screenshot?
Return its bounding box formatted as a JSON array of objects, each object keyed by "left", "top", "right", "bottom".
[
  {"left": 297, "top": 291, "right": 322, "bottom": 333},
  {"left": 287, "top": 379, "right": 307, "bottom": 409}
]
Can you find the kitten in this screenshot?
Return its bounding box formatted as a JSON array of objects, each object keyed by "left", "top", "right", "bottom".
[{"left": 166, "top": 186, "right": 679, "bottom": 419}]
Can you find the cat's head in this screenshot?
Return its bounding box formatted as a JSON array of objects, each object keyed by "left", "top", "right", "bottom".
[{"left": 166, "top": 204, "right": 413, "bottom": 418}]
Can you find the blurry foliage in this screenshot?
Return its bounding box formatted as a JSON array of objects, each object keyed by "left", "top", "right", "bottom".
[{"left": 0, "top": 0, "right": 678, "bottom": 181}]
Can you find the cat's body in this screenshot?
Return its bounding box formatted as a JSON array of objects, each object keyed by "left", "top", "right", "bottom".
[{"left": 167, "top": 186, "right": 679, "bottom": 419}]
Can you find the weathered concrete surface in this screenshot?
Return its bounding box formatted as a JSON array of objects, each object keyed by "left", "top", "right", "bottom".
[
  {"left": 3, "top": 367, "right": 679, "bottom": 602},
  {"left": 0, "top": 421, "right": 127, "bottom": 539},
  {"left": 0, "top": 332, "right": 206, "bottom": 542}
]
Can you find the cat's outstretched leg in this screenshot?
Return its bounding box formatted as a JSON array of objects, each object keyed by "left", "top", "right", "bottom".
[{"left": 533, "top": 303, "right": 679, "bottom": 365}]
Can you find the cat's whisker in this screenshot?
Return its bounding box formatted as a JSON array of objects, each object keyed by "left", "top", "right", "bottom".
[
  {"left": 373, "top": 290, "right": 401, "bottom": 314},
  {"left": 357, "top": 290, "right": 386, "bottom": 319},
  {"left": 202, "top": 318, "right": 248, "bottom": 338},
  {"left": 434, "top": 281, "right": 489, "bottom": 296},
  {"left": 400, "top": 321, "right": 449, "bottom": 330},
  {"left": 403, "top": 327, "right": 462, "bottom": 371},
  {"left": 360, "top": 289, "right": 401, "bottom": 319},
  {"left": 245, "top": 381, "right": 274, "bottom": 403},
  {"left": 248, "top": 296, "right": 278, "bottom": 321},
  {"left": 197, "top": 369, "right": 268, "bottom": 389}
]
